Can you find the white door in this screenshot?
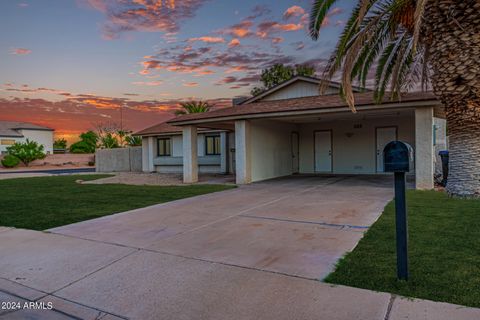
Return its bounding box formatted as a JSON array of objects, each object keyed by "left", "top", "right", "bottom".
[
  {"left": 291, "top": 132, "right": 299, "bottom": 173},
  {"left": 376, "top": 127, "right": 397, "bottom": 172},
  {"left": 314, "top": 131, "right": 332, "bottom": 173}
]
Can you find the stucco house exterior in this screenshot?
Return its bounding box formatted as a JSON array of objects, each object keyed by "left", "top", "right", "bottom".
[
  {"left": 137, "top": 76, "right": 446, "bottom": 189},
  {"left": 134, "top": 122, "right": 235, "bottom": 175},
  {"left": 0, "top": 121, "right": 54, "bottom": 155}
]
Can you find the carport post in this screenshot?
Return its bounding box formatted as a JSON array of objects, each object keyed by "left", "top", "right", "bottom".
[
  {"left": 394, "top": 171, "right": 409, "bottom": 280},
  {"left": 183, "top": 125, "right": 198, "bottom": 183},
  {"left": 235, "top": 120, "right": 251, "bottom": 184}
]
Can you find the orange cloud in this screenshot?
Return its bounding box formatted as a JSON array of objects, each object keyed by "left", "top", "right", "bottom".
[
  {"left": 82, "top": 99, "right": 120, "bottom": 109},
  {"left": 132, "top": 80, "right": 163, "bottom": 86},
  {"left": 9, "top": 48, "right": 32, "bottom": 55},
  {"left": 189, "top": 36, "right": 225, "bottom": 43},
  {"left": 228, "top": 38, "right": 241, "bottom": 48},
  {"left": 283, "top": 5, "right": 305, "bottom": 19},
  {"left": 182, "top": 82, "right": 199, "bottom": 87},
  {"left": 277, "top": 23, "right": 303, "bottom": 31},
  {"left": 220, "top": 20, "right": 254, "bottom": 38}
]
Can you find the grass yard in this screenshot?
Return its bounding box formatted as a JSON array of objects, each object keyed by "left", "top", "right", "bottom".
[
  {"left": 0, "top": 175, "right": 235, "bottom": 230},
  {"left": 325, "top": 190, "right": 480, "bottom": 308}
]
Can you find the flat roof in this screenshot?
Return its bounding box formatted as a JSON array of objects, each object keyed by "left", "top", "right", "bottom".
[{"left": 168, "top": 91, "right": 440, "bottom": 126}]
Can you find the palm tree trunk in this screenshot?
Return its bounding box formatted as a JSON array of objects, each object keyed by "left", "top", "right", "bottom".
[{"left": 423, "top": 0, "right": 480, "bottom": 197}]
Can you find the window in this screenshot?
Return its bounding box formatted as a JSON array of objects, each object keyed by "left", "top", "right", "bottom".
[
  {"left": 205, "top": 135, "right": 221, "bottom": 155},
  {"left": 1, "top": 139, "right": 16, "bottom": 145},
  {"left": 157, "top": 138, "right": 171, "bottom": 156}
]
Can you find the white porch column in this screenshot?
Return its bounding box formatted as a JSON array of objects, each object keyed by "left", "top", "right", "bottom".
[
  {"left": 235, "top": 120, "right": 251, "bottom": 184},
  {"left": 415, "top": 107, "right": 434, "bottom": 189},
  {"left": 220, "top": 132, "right": 228, "bottom": 174},
  {"left": 142, "top": 137, "right": 155, "bottom": 172},
  {"left": 183, "top": 125, "right": 198, "bottom": 183}
]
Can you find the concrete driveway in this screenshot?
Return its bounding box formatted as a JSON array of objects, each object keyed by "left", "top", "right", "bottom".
[{"left": 1, "top": 175, "right": 479, "bottom": 319}]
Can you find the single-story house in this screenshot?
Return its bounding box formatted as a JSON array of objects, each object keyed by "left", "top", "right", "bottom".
[
  {"left": 136, "top": 76, "right": 446, "bottom": 189},
  {"left": 134, "top": 122, "right": 235, "bottom": 175},
  {"left": 0, "top": 121, "right": 54, "bottom": 155}
]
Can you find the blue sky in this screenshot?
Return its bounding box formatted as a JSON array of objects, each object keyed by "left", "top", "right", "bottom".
[{"left": 0, "top": 0, "right": 354, "bottom": 139}]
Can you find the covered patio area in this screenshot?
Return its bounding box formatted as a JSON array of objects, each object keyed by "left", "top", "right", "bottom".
[{"left": 169, "top": 92, "right": 445, "bottom": 190}]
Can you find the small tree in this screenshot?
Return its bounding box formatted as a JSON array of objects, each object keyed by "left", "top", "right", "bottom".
[
  {"left": 70, "top": 131, "right": 98, "bottom": 154},
  {"left": 53, "top": 138, "right": 67, "bottom": 149},
  {"left": 250, "top": 64, "right": 316, "bottom": 96},
  {"left": 7, "top": 139, "right": 46, "bottom": 166}
]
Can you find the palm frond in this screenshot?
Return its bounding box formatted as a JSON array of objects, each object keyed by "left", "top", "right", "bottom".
[{"left": 309, "top": 0, "right": 339, "bottom": 40}]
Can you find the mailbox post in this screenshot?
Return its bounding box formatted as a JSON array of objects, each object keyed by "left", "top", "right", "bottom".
[{"left": 383, "top": 141, "right": 413, "bottom": 281}]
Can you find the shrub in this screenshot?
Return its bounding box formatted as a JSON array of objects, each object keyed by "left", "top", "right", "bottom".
[
  {"left": 6, "top": 139, "right": 46, "bottom": 166},
  {"left": 100, "top": 133, "right": 120, "bottom": 149},
  {"left": 125, "top": 135, "right": 142, "bottom": 147},
  {"left": 1, "top": 155, "right": 20, "bottom": 168},
  {"left": 53, "top": 138, "right": 67, "bottom": 149},
  {"left": 69, "top": 131, "right": 98, "bottom": 154}
]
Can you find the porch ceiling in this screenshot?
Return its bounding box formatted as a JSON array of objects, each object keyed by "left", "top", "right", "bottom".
[{"left": 273, "top": 108, "right": 415, "bottom": 123}]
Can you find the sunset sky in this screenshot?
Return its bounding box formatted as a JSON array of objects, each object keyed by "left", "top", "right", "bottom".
[{"left": 0, "top": 0, "right": 354, "bottom": 143}]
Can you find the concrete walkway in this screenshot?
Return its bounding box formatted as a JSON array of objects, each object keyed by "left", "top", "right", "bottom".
[{"left": 0, "top": 176, "right": 478, "bottom": 319}]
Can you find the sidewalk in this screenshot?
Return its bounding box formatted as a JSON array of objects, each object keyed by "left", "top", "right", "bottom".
[{"left": 0, "top": 227, "right": 478, "bottom": 320}]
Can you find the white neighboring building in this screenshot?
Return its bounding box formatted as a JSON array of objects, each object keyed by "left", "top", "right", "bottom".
[{"left": 0, "top": 121, "right": 54, "bottom": 155}]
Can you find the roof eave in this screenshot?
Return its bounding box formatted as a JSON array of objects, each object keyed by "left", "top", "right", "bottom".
[{"left": 169, "top": 99, "right": 441, "bottom": 126}]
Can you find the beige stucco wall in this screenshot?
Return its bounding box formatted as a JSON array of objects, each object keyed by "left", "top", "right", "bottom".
[
  {"left": 298, "top": 115, "right": 416, "bottom": 174},
  {"left": 250, "top": 119, "right": 297, "bottom": 182}
]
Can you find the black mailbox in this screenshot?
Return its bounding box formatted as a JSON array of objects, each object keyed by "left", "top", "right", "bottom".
[{"left": 383, "top": 141, "right": 413, "bottom": 172}]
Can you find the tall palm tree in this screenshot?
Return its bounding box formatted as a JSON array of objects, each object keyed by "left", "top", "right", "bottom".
[
  {"left": 175, "top": 101, "right": 212, "bottom": 115},
  {"left": 310, "top": 0, "right": 480, "bottom": 197}
]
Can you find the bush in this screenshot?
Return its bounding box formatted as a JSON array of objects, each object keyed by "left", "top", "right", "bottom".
[
  {"left": 125, "top": 135, "right": 142, "bottom": 147},
  {"left": 69, "top": 131, "right": 98, "bottom": 154},
  {"left": 100, "top": 133, "right": 120, "bottom": 149},
  {"left": 1, "top": 155, "right": 20, "bottom": 168},
  {"left": 6, "top": 140, "right": 46, "bottom": 166},
  {"left": 70, "top": 141, "right": 95, "bottom": 154},
  {"left": 53, "top": 138, "right": 67, "bottom": 149}
]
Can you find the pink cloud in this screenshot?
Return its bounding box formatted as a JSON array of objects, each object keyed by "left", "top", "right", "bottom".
[
  {"left": 189, "top": 36, "right": 225, "bottom": 43},
  {"left": 182, "top": 82, "right": 199, "bottom": 87},
  {"left": 228, "top": 38, "right": 241, "bottom": 48},
  {"left": 83, "top": 0, "right": 208, "bottom": 39},
  {"left": 272, "top": 37, "right": 283, "bottom": 44},
  {"left": 132, "top": 80, "right": 163, "bottom": 86},
  {"left": 283, "top": 6, "right": 305, "bottom": 19},
  {"left": 9, "top": 48, "right": 32, "bottom": 55},
  {"left": 218, "top": 20, "right": 254, "bottom": 38}
]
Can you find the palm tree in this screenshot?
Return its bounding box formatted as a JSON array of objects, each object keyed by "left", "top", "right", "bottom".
[
  {"left": 175, "top": 101, "right": 212, "bottom": 115},
  {"left": 310, "top": 0, "right": 480, "bottom": 197}
]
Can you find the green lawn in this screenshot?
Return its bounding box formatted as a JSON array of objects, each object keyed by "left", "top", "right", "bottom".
[
  {"left": 325, "top": 190, "right": 480, "bottom": 308},
  {"left": 0, "top": 175, "right": 235, "bottom": 231}
]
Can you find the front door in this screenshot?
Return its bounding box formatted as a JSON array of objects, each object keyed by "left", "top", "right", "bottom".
[
  {"left": 376, "top": 127, "right": 398, "bottom": 172},
  {"left": 314, "top": 130, "right": 332, "bottom": 173},
  {"left": 291, "top": 132, "right": 299, "bottom": 173}
]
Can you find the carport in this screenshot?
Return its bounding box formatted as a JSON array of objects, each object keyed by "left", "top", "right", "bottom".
[{"left": 168, "top": 92, "right": 445, "bottom": 189}]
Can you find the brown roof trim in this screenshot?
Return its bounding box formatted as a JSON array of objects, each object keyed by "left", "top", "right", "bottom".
[
  {"left": 168, "top": 92, "right": 440, "bottom": 126},
  {"left": 133, "top": 121, "right": 231, "bottom": 136}
]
